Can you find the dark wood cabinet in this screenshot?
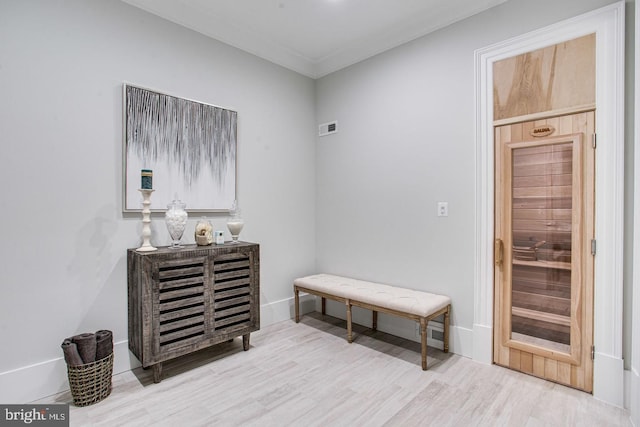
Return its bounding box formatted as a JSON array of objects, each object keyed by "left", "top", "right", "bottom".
[{"left": 127, "top": 242, "right": 259, "bottom": 382}]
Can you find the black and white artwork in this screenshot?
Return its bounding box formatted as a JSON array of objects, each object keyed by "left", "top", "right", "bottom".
[{"left": 123, "top": 84, "right": 237, "bottom": 212}]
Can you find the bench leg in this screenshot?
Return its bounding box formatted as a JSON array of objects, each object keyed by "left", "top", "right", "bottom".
[
  {"left": 372, "top": 310, "right": 378, "bottom": 331},
  {"left": 420, "top": 318, "right": 428, "bottom": 370},
  {"left": 294, "top": 286, "right": 300, "bottom": 323},
  {"left": 346, "top": 299, "right": 353, "bottom": 343},
  {"left": 444, "top": 305, "right": 450, "bottom": 353},
  {"left": 322, "top": 297, "right": 326, "bottom": 315}
]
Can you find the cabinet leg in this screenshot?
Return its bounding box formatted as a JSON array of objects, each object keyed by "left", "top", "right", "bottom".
[
  {"left": 372, "top": 310, "right": 378, "bottom": 331},
  {"left": 322, "top": 297, "right": 326, "bottom": 315},
  {"left": 152, "top": 363, "right": 163, "bottom": 383},
  {"left": 243, "top": 333, "right": 250, "bottom": 351}
]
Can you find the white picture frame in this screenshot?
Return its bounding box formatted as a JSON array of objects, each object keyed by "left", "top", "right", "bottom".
[{"left": 123, "top": 84, "right": 237, "bottom": 212}]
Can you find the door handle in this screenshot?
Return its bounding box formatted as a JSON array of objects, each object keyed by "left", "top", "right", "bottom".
[{"left": 495, "top": 238, "right": 504, "bottom": 266}]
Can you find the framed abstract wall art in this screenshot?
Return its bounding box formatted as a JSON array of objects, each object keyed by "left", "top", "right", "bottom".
[{"left": 123, "top": 84, "right": 237, "bottom": 212}]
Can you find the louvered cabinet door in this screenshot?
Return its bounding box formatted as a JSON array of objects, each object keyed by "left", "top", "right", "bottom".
[
  {"left": 212, "top": 249, "right": 259, "bottom": 334},
  {"left": 154, "top": 256, "right": 209, "bottom": 354},
  {"left": 128, "top": 242, "right": 260, "bottom": 383}
]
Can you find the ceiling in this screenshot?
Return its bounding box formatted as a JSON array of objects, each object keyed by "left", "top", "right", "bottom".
[{"left": 122, "top": 0, "right": 508, "bottom": 79}]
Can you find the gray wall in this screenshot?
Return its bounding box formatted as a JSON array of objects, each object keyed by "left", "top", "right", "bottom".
[
  {"left": 0, "top": 0, "right": 316, "bottom": 384},
  {"left": 0, "top": 0, "right": 635, "bottom": 403},
  {"left": 315, "top": 0, "right": 631, "bottom": 357}
]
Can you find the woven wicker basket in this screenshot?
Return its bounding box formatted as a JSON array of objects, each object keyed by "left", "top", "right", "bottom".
[{"left": 67, "top": 352, "right": 113, "bottom": 407}]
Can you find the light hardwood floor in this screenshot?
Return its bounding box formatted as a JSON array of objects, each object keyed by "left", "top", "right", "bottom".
[{"left": 38, "top": 312, "right": 630, "bottom": 426}]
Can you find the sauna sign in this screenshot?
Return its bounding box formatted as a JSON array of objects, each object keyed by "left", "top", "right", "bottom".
[{"left": 530, "top": 125, "right": 555, "bottom": 137}]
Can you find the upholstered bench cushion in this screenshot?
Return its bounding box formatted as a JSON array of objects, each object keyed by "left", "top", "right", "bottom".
[{"left": 293, "top": 274, "right": 451, "bottom": 318}]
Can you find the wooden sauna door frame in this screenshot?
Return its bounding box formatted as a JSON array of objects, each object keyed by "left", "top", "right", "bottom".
[{"left": 493, "top": 113, "right": 595, "bottom": 392}]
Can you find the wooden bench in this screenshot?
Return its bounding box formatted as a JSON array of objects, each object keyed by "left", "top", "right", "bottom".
[{"left": 293, "top": 274, "right": 451, "bottom": 370}]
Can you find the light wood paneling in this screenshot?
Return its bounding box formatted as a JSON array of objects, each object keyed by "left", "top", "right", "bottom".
[
  {"left": 533, "top": 354, "right": 546, "bottom": 377},
  {"left": 494, "top": 112, "right": 595, "bottom": 392},
  {"left": 521, "top": 351, "right": 533, "bottom": 374},
  {"left": 558, "top": 361, "right": 572, "bottom": 385},
  {"left": 493, "top": 34, "right": 595, "bottom": 121}
]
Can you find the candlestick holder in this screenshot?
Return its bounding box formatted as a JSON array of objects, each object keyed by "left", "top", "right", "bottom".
[{"left": 136, "top": 189, "right": 157, "bottom": 252}]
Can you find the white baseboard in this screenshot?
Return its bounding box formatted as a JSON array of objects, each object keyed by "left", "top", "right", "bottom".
[
  {"left": 631, "top": 367, "right": 640, "bottom": 426},
  {"left": 0, "top": 297, "right": 315, "bottom": 404},
  {"left": 593, "top": 351, "right": 625, "bottom": 408},
  {"left": 472, "top": 323, "right": 493, "bottom": 365},
  {"left": 0, "top": 357, "right": 68, "bottom": 404},
  {"left": 0, "top": 340, "right": 135, "bottom": 404},
  {"left": 261, "top": 293, "right": 315, "bottom": 325},
  {"left": 451, "top": 324, "right": 474, "bottom": 359},
  {"left": 625, "top": 368, "right": 631, "bottom": 410}
]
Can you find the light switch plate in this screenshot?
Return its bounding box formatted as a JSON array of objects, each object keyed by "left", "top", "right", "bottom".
[{"left": 437, "top": 202, "right": 448, "bottom": 217}]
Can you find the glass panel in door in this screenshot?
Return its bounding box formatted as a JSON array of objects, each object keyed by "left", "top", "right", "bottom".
[{"left": 510, "top": 141, "right": 574, "bottom": 354}]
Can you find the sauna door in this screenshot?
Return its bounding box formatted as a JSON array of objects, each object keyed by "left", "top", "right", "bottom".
[{"left": 493, "top": 112, "right": 594, "bottom": 392}]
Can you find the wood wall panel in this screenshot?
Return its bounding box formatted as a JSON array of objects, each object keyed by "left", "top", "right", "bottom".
[
  {"left": 558, "top": 361, "right": 572, "bottom": 385},
  {"left": 521, "top": 351, "right": 533, "bottom": 374},
  {"left": 532, "top": 355, "right": 546, "bottom": 377},
  {"left": 545, "top": 359, "right": 558, "bottom": 381},
  {"left": 493, "top": 34, "right": 595, "bottom": 121},
  {"left": 510, "top": 348, "right": 522, "bottom": 370}
]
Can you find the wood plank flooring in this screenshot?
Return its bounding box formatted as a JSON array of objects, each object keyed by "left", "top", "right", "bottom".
[{"left": 36, "top": 312, "right": 630, "bottom": 426}]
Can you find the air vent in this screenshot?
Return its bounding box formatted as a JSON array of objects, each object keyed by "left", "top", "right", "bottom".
[
  {"left": 427, "top": 322, "right": 445, "bottom": 350},
  {"left": 319, "top": 121, "right": 338, "bottom": 137}
]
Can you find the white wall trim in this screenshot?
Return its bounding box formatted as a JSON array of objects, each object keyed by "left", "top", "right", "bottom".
[
  {"left": 631, "top": 0, "right": 640, "bottom": 421},
  {"left": 260, "top": 293, "right": 316, "bottom": 326},
  {"left": 474, "top": 2, "right": 625, "bottom": 407},
  {"left": 451, "top": 325, "right": 474, "bottom": 359},
  {"left": 593, "top": 351, "right": 625, "bottom": 406},
  {"left": 625, "top": 368, "right": 633, "bottom": 412},
  {"left": 632, "top": 368, "right": 640, "bottom": 426},
  {"left": 472, "top": 323, "right": 493, "bottom": 364},
  {"left": 0, "top": 340, "right": 135, "bottom": 405},
  {"left": 0, "top": 297, "right": 314, "bottom": 404}
]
